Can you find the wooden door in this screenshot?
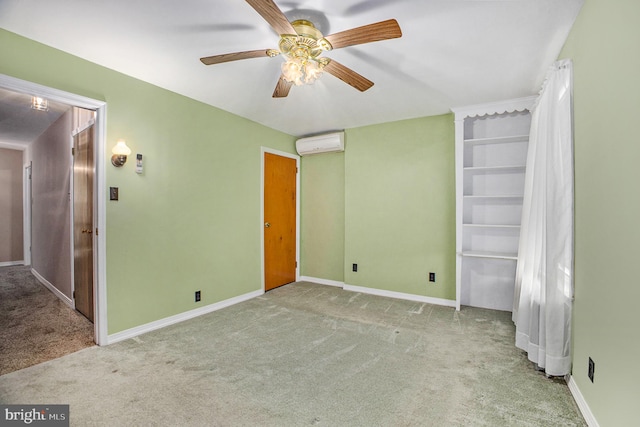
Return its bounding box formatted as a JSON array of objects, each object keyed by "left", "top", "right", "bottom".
[
  {"left": 264, "top": 152, "right": 297, "bottom": 291},
  {"left": 73, "top": 125, "right": 94, "bottom": 322}
]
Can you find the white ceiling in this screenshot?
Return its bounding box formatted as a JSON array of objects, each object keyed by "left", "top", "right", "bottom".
[
  {"left": 0, "top": 0, "right": 583, "bottom": 138},
  {"left": 0, "top": 87, "right": 70, "bottom": 146}
]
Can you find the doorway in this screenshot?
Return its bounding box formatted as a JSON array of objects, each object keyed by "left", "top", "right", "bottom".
[
  {"left": 0, "top": 73, "right": 108, "bottom": 344},
  {"left": 262, "top": 148, "right": 300, "bottom": 292}
]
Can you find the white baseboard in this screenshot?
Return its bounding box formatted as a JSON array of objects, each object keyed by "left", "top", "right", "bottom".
[
  {"left": 0, "top": 260, "right": 25, "bottom": 267},
  {"left": 107, "top": 289, "right": 264, "bottom": 345},
  {"left": 299, "top": 276, "right": 344, "bottom": 288},
  {"left": 567, "top": 375, "right": 599, "bottom": 427},
  {"left": 31, "top": 268, "right": 74, "bottom": 308},
  {"left": 343, "top": 283, "right": 457, "bottom": 308}
]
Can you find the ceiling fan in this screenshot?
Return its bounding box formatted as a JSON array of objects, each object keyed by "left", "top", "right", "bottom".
[{"left": 200, "top": 0, "right": 402, "bottom": 98}]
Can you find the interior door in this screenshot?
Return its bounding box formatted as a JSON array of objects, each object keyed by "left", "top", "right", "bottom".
[
  {"left": 264, "top": 152, "right": 297, "bottom": 291},
  {"left": 73, "top": 125, "right": 94, "bottom": 322}
]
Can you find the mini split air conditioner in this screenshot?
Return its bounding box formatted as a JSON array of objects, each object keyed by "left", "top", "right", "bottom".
[{"left": 295, "top": 132, "right": 344, "bottom": 156}]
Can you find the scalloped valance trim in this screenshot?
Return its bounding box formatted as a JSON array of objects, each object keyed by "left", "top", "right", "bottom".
[{"left": 451, "top": 96, "right": 536, "bottom": 120}]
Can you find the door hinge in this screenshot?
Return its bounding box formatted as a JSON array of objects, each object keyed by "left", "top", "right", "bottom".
[
  {"left": 71, "top": 147, "right": 75, "bottom": 156},
  {"left": 95, "top": 228, "right": 99, "bottom": 236},
  {"left": 72, "top": 291, "right": 75, "bottom": 299},
  {"left": 295, "top": 261, "right": 298, "bottom": 268}
]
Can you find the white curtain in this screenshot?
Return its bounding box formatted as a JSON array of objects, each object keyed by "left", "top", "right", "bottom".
[{"left": 512, "top": 59, "right": 574, "bottom": 376}]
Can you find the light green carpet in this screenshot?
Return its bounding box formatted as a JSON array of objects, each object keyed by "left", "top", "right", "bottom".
[{"left": 0, "top": 282, "right": 585, "bottom": 426}]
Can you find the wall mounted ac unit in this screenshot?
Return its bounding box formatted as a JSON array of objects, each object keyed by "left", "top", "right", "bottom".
[{"left": 295, "top": 132, "right": 345, "bottom": 156}]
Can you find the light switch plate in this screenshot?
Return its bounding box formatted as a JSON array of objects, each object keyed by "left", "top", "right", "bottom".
[{"left": 110, "top": 187, "right": 119, "bottom": 201}]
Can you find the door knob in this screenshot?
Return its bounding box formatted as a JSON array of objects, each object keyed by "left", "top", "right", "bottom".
[{"left": 265, "top": 222, "right": 271, "bottom": 228}]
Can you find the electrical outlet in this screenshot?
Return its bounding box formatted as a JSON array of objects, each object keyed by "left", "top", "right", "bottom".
[
  {"left": 429, "top": 272, "right": 436, "bottom": 282},
  {"left": 195, "top": 290, "right": 201, "bottom": 302},
  {"left": 588, "top": 357, "right": 595, "bottom": 383},
  {"left": 109, "top": 187, "right": 119, "bottom": 201},
  {"left": 352, "top": 263, "right": 358, "bottom": 272}
]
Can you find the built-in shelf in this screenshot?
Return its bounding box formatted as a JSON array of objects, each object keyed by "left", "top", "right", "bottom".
[
  {"left": 463, "top": 224, "right": 520, "bottom": 229},
  {"left": 463, "top": 165, "right": 526, "bottom": 173},
  {"left": 454, "top": 97, "right": 534, "bottom": 312},
  {"left": 461, "top": 251, "right": 518, "bottom": 260},
  {"left": 462, "top": 194, "right": 523, "bottom": 201},
  {"left": 463, "top": 195, "right": 524, "bottom": 199},
  {"left": 464, "top": 134, "right": 529, "bottom": 145}
]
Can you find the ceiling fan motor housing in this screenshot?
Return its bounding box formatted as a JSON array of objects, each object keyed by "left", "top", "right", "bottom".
[{"left": 279, "top": 19, "right": 332, "bottom": 61}]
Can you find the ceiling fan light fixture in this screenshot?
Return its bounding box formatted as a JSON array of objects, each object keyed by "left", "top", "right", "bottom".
[
  {"left": 281, "top": 57, "right": 326, "bottom": 86},
  {"left": 278, "top": 20, "right": 332, "bottom": 86},
  {"left": 199, "top": 1, "right": 402, "bottom": 98}
]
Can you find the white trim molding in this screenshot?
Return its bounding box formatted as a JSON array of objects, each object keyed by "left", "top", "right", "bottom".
[
  {"left": 0, "top": 261, "right": 25, "bottom": 267},
  {"left": 567, "top": 376, "right": 600, "bottom": 427},
  {"left": 343, "top": 283, "right": 457, "bottom": 308},
  {"left": 31, "top": 268, "right": 74, "bottom": 308},
  {"left": 107, "top": 289, "right": 264, "bottom": 345},
  {"left": 0, "top": 142, "right": 27, "bottom": 151},
  {"left": 23, "top": 163, "right": 32, "bottom": 266},
  {"left": 299, "top": 276, "right": 344, "bottom": 288}
]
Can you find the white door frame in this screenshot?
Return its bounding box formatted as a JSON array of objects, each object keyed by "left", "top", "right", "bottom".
[
  {"left": 0, "top": 74, "right": 108, "bottom": 345},
  {"left": 0, "top": 142, "right": 30, "bottom": 266},
  {"left": 260, "top": 147, "right": 300, "bottom": 292},
  {"left": 23, "top": 162, "right": 32, "bottom": 266}
]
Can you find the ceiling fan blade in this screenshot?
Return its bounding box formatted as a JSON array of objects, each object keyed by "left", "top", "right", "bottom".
[
  {"left": 324, "top": 19, "right": 402, "bottom": 50},
  {"left": 323, "top": 60, "right": 374, "bottom": 92},
  {"left": 200, "top": 49, "right": 272, "bottom": 65},
  {"left": 272, "top": 75, "right": 293, "bottom": 98},
  {"left": 245, "top": 0, "right": 296, "bottom": 35}
]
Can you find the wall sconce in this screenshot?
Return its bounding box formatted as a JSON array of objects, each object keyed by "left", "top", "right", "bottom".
[{"left": 111, "top": 139, "right": 132, "bottom": 167}]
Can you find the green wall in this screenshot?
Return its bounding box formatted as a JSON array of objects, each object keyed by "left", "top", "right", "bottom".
[
  {"left": 560, "top": 0, "right": 640, "bottom": 425},
  {"left": 344, "top": 115, "right": 456, "bottom": 300},
  {"left": 300, "top": 152, "right": 345, "bottom": 282},
  {"left": 300, "top": 116, "right": 456, "bottom": 300},
  {"left": 0, "top": 29, "right": 296, "bottom": 334}
]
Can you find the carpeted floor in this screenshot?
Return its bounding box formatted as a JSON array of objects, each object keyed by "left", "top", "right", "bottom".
[
  {"left": 0, "top": 265, "right": 95, "bottom": 375},
  {"left": 0, "top": 281, "right": 585, "bottom": 426}
]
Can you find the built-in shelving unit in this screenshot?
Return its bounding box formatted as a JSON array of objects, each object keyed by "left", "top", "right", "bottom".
[{"left": 453, "top": 97, "right": 535, "bottom": 311}]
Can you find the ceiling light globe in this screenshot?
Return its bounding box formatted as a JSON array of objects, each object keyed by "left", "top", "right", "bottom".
[
  {"left": 282, "top": 59, "right": 303, "bottom": 84},
  {"left": 303, "top": 61, "right": 323, "bottom": 84}
]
